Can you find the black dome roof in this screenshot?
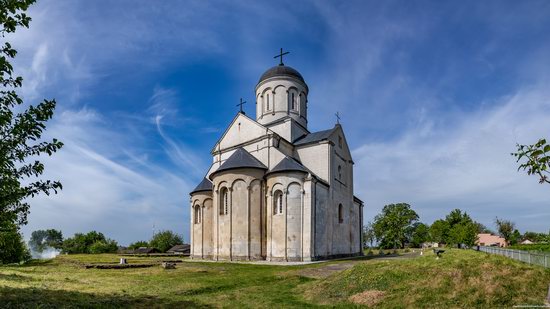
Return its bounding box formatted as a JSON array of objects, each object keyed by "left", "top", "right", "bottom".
[{"left": 258, "top": 65, "right": 305, "bottom": 84}]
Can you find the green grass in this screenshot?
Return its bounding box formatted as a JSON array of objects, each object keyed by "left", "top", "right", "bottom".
[
  {"left": 0, "top": 250, "right": 549, "bottom": 308},
  {"left": 303, "top": 249, "right": 550, "bottom": 308},
  {"left": 508, "top": 243, "right": 550, "bottom": 253}
]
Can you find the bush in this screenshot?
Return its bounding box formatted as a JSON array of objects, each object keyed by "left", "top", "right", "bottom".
[
  {"left": 149, "top": 230, "right": 183, "bottom": 252},
  {"left": 507, "top": 243, "right": 550, "bottom": 252},
  {"left": 0, "top": 225, "right": 31, "bottom": 264},
  {"left": 128, "top": 240, "right": 149, "bottom": 250},
  {"left": 89, "top": 240, "right": 118, "bottom": 254},
  {"left": 62, "top": 231, "right": 117, "bottom": 254}
]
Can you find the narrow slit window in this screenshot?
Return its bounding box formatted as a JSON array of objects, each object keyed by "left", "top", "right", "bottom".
[{"left": 338, "top": 204, "right": 343, "bottom": 223}]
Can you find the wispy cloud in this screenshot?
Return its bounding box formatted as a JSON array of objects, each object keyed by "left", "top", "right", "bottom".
[
  {"left": 21, "top": 108, "right": 194, "bottom": 245},
  {"left": 354, "top": 82, "right": 550, "bottom": 231}
]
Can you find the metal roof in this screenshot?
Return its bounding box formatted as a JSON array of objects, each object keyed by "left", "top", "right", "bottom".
[
  {"left": 190, "top": 177, "right": 213, "bottom": 195},
  {"left": 209, "top": 148, "right": 267, "bottom": 179},
  {"left": 266, "top": 157, "right": 308, "bottom": 175},
  {"left": 258, "top": 64, "right": 305, "bottom": 84},
  {"left": 293, "top": 127, "right": 337, "bottom": 146}
]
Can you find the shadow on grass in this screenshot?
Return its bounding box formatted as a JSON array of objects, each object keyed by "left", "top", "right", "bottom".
[{"left": 0, "top": 286, "right": 212, "bottom": 308}]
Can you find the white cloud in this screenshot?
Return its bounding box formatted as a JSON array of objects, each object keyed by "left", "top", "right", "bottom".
[
  {"left": 21, "top": 108, "right": 194, "bottom": 245},
  {"left": 354, "top": 83, "right": 550, "bottom": 231}
]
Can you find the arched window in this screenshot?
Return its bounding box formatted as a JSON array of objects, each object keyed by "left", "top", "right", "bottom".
[
  {"left": 273, "top": 191, "right": 283, "bottom": 215},
  {"left": 338, "top": 165, "right": 342, "bottom": 181},
  {"left": 266, "top": 94, "right": 270, "bottom": 111},
  {"left": 338, "top": 136, "right": 343, "bottom": 148},
  {"left": 219, "top": 188, "right": 228, "bottom": 215},
  {"left": 291, "top": 93, "right": 296, "bottom": 110},
  {"left": 194, "top": 205, "right": 201, "bottom": 224},
  {"left": 338, "top": 204, "right": 343, "bottom": 223}
]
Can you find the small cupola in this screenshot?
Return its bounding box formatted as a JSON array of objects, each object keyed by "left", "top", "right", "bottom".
[{"left": 255, "top": 50, "right": 309, "bottom": 130}]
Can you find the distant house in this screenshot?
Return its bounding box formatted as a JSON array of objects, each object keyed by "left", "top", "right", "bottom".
[
  {"left": 520, "top": 239, "right": 534, "bottom": 245},
  {"left": 133, "top": 247, "right": 160, "bottom": 254},
  {"left": 167, "top": 244, "right": 190, "bottom": 256},
  {"left": 476, "top": 233, "right": 507, "bottom": 247}
]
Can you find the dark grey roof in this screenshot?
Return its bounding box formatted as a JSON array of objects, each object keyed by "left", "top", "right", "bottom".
[
  {"left": 267, "top": 157, "right": 308, "bottom": 175},
  {"left": 133, "top": 247, "right": 159, "bottom": 254},
  {"left": 209, "top": 148, "right": 267, "bottom": 179},
  {"left": 190, "top": 178, "right": 213, "bottom": 195},
  {"left": 259, "top": 65, "right": 305, "bottom": 84},
  {"left": 293, "top": 127, "right": 337, "bottom": 146}
]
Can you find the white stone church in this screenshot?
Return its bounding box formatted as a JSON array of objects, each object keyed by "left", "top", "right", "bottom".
[{"left": 190, "top": 59, "right": 364, "bottom": 262}]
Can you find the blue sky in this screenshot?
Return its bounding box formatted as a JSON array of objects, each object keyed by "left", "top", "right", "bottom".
[{"left": 9, "top": 0, "right": 550, "bottom": 244}]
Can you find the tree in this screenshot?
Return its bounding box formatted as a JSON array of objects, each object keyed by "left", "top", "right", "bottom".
[
  {"left": 474, "top": 222, "right": 492, "bottom": 234},
  {"left": 89, "top": 239, "right": 118, "bottom": 254},
  {"left": 429, "top": 219, "right": 449, "bottom": 244},
  {"left": 149, "top": 230, "right": 183, "bottom": 252},
  {"left": 373, "top": 203, "right": 419, "bottom": 249},
  {"left": 509, "top": 229, "right": 521, "bottom": 246},
  {"left": 410, "top": 223, "right": 430, "bottom": 248},
  {"left": 362, "top": 221, "right": 375, "bottom": 248},
  {"left": 128, "top": 240, "right": 149, "bottom": 250},
  {"left": 523, "top": 231, "right": 549, "bottom": 243},
  {"left": 444, "top": 209, "right": 478, "bottom": 247},
  {"left": 447, "top": 222, "right": 478, "bottom": 247},
  {"left": 1, "top": 0, "right": 63, "bottom": 229},
  {"left": 28, "top": 229, "right": 63, "bottom": 253},
  {"left": 0, "top": 222, "right": 30, "bottom": 264},
  {"left": 62, "top": 231, "right": 113, "bottom": 254},
  {"left": 495, "top": 217, "right": 515, "bottom": 244},
  {"left": 512, "top": 138, "right": 550, "bottom": 184}
]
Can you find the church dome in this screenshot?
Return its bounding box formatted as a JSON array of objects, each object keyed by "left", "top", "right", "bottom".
[{"left": 258, "top": 65, "right": 305, "bottom": 84}]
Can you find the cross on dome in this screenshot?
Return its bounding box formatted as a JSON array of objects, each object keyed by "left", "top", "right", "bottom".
[{"left": 274, "top": 48, "right": 289, "bottom": 66}]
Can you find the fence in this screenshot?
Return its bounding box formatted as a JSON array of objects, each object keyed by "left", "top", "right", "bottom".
[{"left": 477, "top": 246, "right": 550, "bottom": 268}]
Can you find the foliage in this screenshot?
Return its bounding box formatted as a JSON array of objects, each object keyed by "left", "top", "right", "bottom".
[
  {"left": 88, "top": 239, "right": 118, "bottom": 254},
  {"left": 447, "top": 222, "right": 478, "bottom": 247},
  {"left": 507, "top": 243, "right": 550, "bottom": 252},
  {"left": 429, "top": 219, "right": 449, "bottom": 243},
  {"left": 62, "top": 231, "right": 117, "bottom": 254},
  {"left": 128, "top": 240, "right": 149, "bottom": 250},
  {"left": 0, "top": 0, "right": 63, "bottom": 228},
  {"left": 0, "top": 223, "right": 30, "bottom": 264},
  {"left": 522, "top": 231, "right": 550, "bottom": 243},
  {"left": 149, "top": 230, "right": 183, "bottom": 252},
  {"left": 28, "top": 229, "right": 63, "bottom": 253},
  {"left": 444, "top": 209, "right": 478, "bottom": 247},
  {"left": 373, "top": 203, "right": 419, "bottom": 249},
  {"left": 362, "top": 221, "right": 375, "bottom": 248},
  {"left": 474, "top": 222, "right": 492, "bottom": 234},
  {"left": 512, "top": 138, "right": 550, "bottom": 184},
  {"left": 495, "top": 217, "right": 515, "bottom": 243},
  {"left": 509, "top": 229, "right": 522, "bottom": 246},
  {"left": 428, "top": 209, "right": 479, "bottom": 247},
  {"left": 409, "top": 223, "right": 430, "bottom": 248}
]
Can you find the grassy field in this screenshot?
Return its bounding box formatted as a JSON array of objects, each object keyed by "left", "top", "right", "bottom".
[{"left": 1, "top": 250, "right": 549, "bottom": 308}]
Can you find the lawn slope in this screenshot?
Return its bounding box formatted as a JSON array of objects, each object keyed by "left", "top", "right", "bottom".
[
  {"left": 303, "top": 249, "right": 550, "bottom": 308},
  {"left": 0, "top": 250, "right": 549, "bottom": 308}
]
